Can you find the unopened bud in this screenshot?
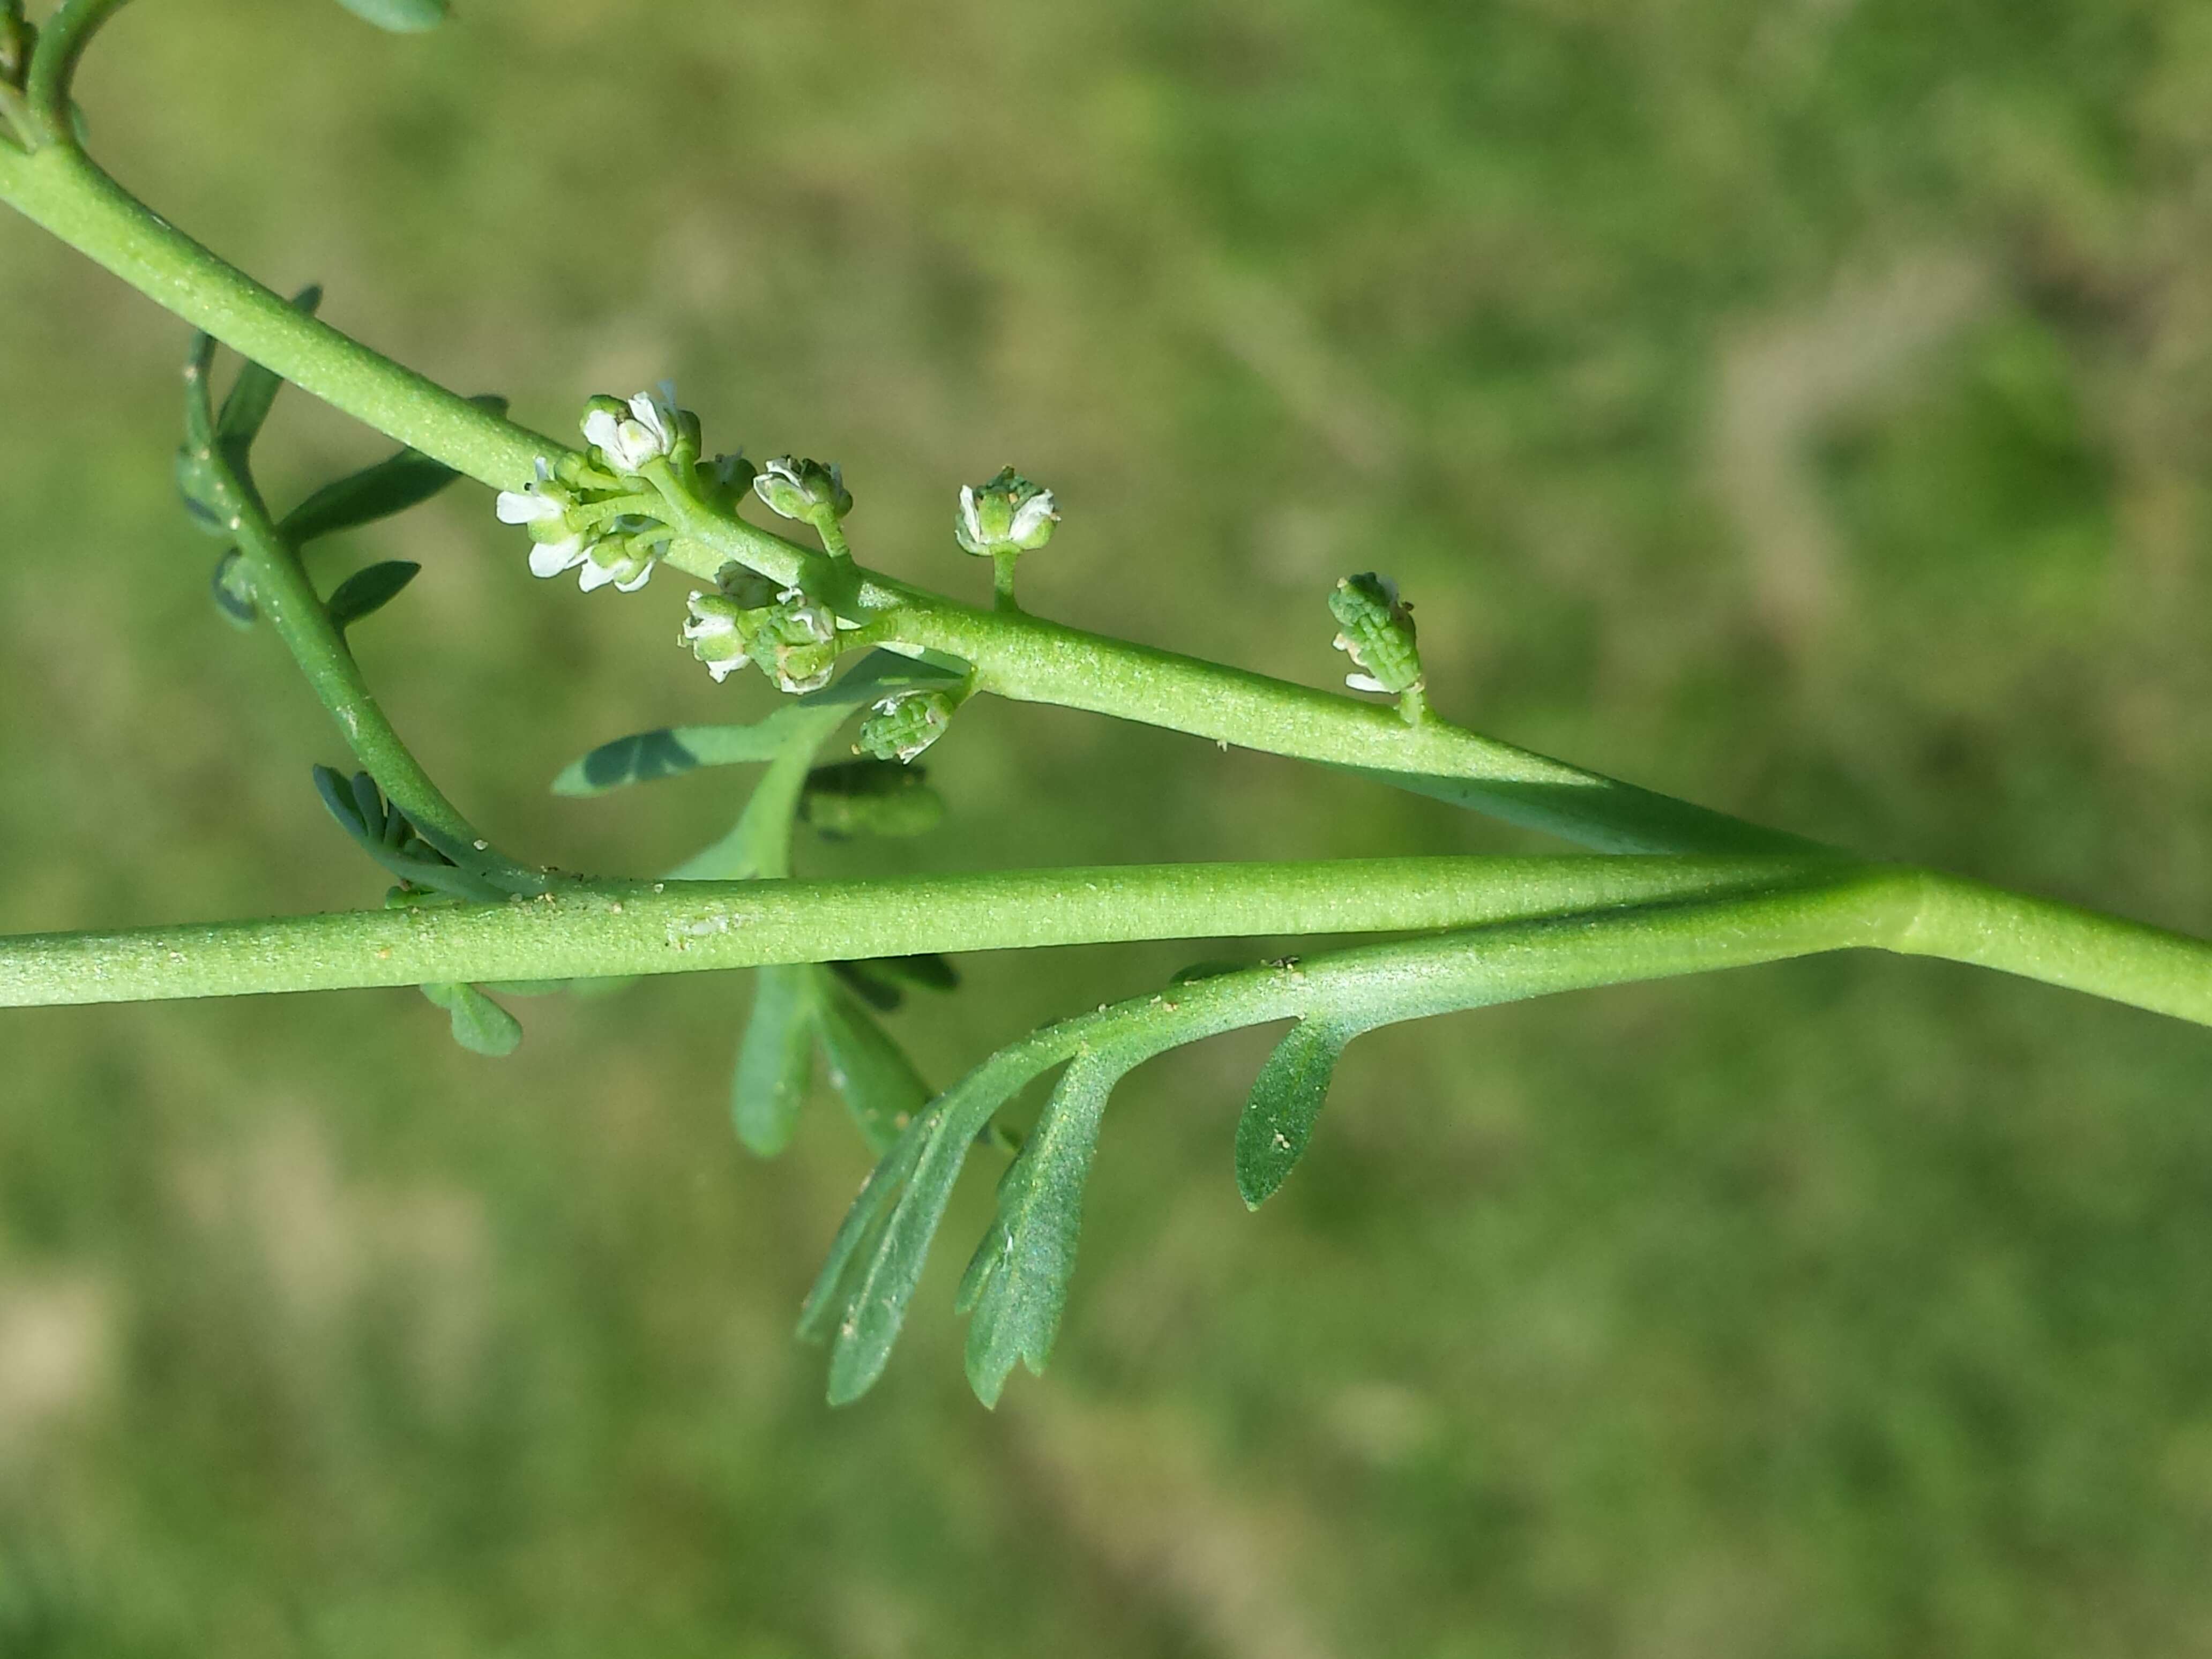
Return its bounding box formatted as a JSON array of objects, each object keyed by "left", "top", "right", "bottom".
[
  {"left": 1329, "top": 572, "right": 1422, "bottom": 697},
  {"left": 954, "top": 467, "right": 1057, "bottom": 558},
  {"left": 747, "top": 587, "right": 841, "bottom": 693},
  {"left": 752, "top": 456, "right": 852, "bottom": 524},
  {"left": 856, "top": 688, "right": 958, "bottom": 764}
]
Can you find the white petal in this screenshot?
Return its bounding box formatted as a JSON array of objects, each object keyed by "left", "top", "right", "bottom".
[
  {"left": 958, "top": 485, "right": 981, "bottom": 543},
  {"left": 706, "top": 657, "right": 742, "bottom": 682},
  {"left": 582, "top": 409, "right": 621, "bottom": 454},
  {"left": 1344, "top": 672, "right": 1387, "bottom": 693},
  {"left": 497, "top": 489, "right": 558, "bottom": 525},
  {"left": 603, "top": 424, "right": 647, "bottom": 472},
  {"left": 1010, "top": 492, "right": 1056, "bottom": 540},
  {"left": 577, "top": 558, "right": 618, "bottom": 593},
  {"left": 629, "top": 390, "right": 670, "bottom": 446},
  {"left": 614, "top": 563, "right": 654, "bottom": 593},
  {"left": 528, "top": 537, "right": 587, "bottom": 579}
]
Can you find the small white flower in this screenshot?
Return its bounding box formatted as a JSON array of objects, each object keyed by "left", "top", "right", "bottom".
[{"left": 582, "top": 384, "right": 681, "bottom": 474}]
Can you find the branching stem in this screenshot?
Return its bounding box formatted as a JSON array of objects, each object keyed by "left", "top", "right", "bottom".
[{"left": 3, "top": 108, "right": 2210, "bottom": 1040}]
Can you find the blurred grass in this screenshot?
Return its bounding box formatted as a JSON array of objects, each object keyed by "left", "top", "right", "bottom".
[{"left": 4, "top": 0, "right": 2212, "bottom": 1652}]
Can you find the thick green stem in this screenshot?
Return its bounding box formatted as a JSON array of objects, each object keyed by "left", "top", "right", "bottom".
[
  {"left": 0, "top": 855, "right": 1850, "bottom": 1007},
  {"left": 5, "top": 860, "right": 2212, "bottom": 1028}
]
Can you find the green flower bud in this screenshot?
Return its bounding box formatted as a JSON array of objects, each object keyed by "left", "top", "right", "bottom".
[
  {"left": 1328, "top": 572, "right": 1422, "bottom": 698},
  {"left": 954, "top": 467, "right": 1058, "bottom": 558},
  {"left": 856, "top": 688, "right": 958, "bottom": 764},
  {"left": 752, "top": 456, "right": 851, "bottom": 524},
  {"left": 746, "top": 587, "right": 842, "bottom": 694},
  {"left": 681, "top": 574, "right": 782, "bottom": 682}
]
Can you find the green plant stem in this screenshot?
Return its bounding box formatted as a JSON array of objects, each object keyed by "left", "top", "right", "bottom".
[
  {"left": 0, "top": 142, "right": 557, "bottom": 488},
  {"left": 0, "top": 854, "right": 1848, "bottom": 1007},
  {"left": 6, "top": 131, "right": 2212, "bottom": 1030},
  {"left": 0, "top": 140, "right": 1809, "bottom": 858},
  {"left": 22, "top": 0, "right": 130, "bottom": 139},
  {"left": 4, "top": 860, "right": 2212, "bottom": 1028},
  {"left": 220, "top": 479, "right": 544, "bottom": 890}
]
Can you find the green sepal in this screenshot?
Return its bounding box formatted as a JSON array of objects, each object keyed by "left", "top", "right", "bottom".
[
  {"left": 216, "top": 286, "right": 323, "bottom": 455},
  {"left": 325, "top": 561, "right": 420, "bottom": 631},
  {"left": 1235, "top": 1019, "right": 1354, "bottom": 1208},
  {"left": 209, "top": 550, "right": 258, "bottom": 629},
  {"left": 731, "top": 965, "right": 819, "bottom": 1157},
  {"left": 420, "top": 982, "right": 522, "bottom": 1057},
  {"left": 956, "top": 1050, "right": 1123, "bottom": 1408},
  {"left": 333, "top": 0, "right": 449, "bottom": 31},
  {"left": 814, "top": 975, "right": 933, "bottom": 1154},
  {"left": 799, "top": 760, "right": 945, "bottom": 839},
  {"left": 552, "top": 706, "right": 818, "bottom": 797}
]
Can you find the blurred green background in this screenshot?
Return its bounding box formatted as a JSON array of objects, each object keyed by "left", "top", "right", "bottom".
[{"left": 5, "top": 0, "right": 2212, "bottom": 1651}]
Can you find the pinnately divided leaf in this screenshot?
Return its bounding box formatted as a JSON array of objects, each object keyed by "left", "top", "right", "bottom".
[
  {"left": 731, "top": 965, "right": 820, "bottom": 1157},
  {"left": 1235, "top": 1018, "right": 1356, "bottom": 1208},
  {"left": 956, "top": 1049, "right": 1126, "bottom": 1407},
  {"left": 811, "top": 1047, "right": 1051, "bottom": 1405}
]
